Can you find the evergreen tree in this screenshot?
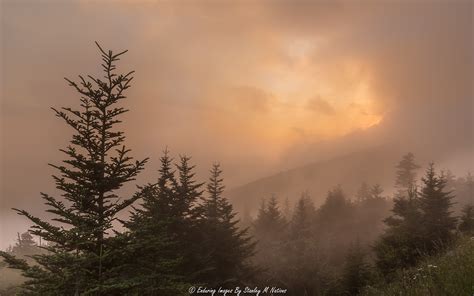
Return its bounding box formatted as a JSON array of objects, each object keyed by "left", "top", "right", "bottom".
[
  {"left": 252, "top": 196, "right": 286, "bottom": 285},
  {"left": 318, "top": 187, "right": 352, "bottom": 224},
  {"left": 289, "top": 193, "right": 316, "bottom": 240},
  {"left": 172, "top": 155, "right": 206, "bottom": 280},
  {"left": 356, "top": 182, "right": 370, "bottom": 203},
  {"left": 418, "top": 163, "right": 457, "bottom": 252},
  {"left": 340, "top": 243, "right": 371, "bottom": 296},
  {"left": 119, "top": 151, "right": 210, "bottom": 294},
  {"left": 454, "top": 172, "right": 474, "bottom": 212},
  {"left": 317, "top": 187, "right": 359, "bottom": 271},
  {"left": 374, "top": 186, "right": 423, "bottom": 275},
  {"left": 198, "top": 163, "right": 255, "bottom": 287},
  {"left": 282, "top": 194, "right": 329, "bottom": 295},
  {"left": 253, "top": 195, "right": 286, "bottom": 242},
  {"left": 266, "top": 195, "right": 287, "bottom": 233},
  {"left": 10, "top": 232, "right": 38, "bottom": 257},
  {"left": 395, "top": 153, "right": 420, "bottom": 196},
  {"left": 458, "top": 204, "right": 474, "bottom": 234},
  {"left": 466, "top": 172, "right": 474, "bottom": 199},
  {"left": 369, "top": 184, "right": 384, "bottom": 200},
  {"left": 355, "top": 184, "right": 390, "bottom": 244},
  {"left": 282, "top": 196, "right": 292, "bottom": 221},
  {"left": 441, "top": 169, "right": 456, "bottom": 193},
  {"left": 118, "top": 151, "right": 189, "bottom": 295},
  {"left": 0, "top": 43, "right": 148, "bottom": 295},
  {"left": 174, "top": 155, "right": 204, "bottom": 222}
]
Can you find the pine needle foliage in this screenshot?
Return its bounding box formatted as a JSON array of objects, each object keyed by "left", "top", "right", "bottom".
[{"left": 0, "top": 43, "right": 148, "bottom": 295}]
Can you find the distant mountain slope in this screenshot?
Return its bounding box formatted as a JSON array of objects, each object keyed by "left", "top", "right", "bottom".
[{"left": 227, "top": 146, "right": 402, "bottom": 215}]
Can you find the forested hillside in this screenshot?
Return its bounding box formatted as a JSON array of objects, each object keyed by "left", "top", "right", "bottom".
[{"left": 1, "top": 45, "right": 472, "bottom": 296}]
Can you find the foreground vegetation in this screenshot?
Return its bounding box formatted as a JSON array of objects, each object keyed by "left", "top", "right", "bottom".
[{"left": 362, "top": 236, "right": 474, "bottom": 296}]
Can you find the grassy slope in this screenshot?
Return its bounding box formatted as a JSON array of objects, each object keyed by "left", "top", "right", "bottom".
[
  {"left": 0, "top": 263, "right": 24, "bottom": 295},
  {"left": 362, "top": 236, "right": 474, "bottom": 296}
]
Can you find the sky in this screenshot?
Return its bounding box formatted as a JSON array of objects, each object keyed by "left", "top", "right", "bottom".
[{"left": 1, "top": 0, "right": 473, "bottom": 249}]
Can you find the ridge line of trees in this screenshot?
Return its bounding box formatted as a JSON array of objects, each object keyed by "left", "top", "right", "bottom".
[
  {"left": 1, "top": 44, "right": 473, "bottom": 296},
  {"left": 0, "top": 44, "right": 254, "bottom": 296}
]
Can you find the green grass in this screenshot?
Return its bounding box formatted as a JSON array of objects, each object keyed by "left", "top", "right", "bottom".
[{"left": 362, "top": 236, "right": 474, "bottom": 296}]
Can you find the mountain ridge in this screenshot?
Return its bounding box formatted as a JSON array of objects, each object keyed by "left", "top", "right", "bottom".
[{"left": 227, "top": 145, "right": 402, "bottom": 215}]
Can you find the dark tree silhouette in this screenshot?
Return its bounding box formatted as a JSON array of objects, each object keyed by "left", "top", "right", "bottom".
[
  {"left": 119, "top": 151, "right": 191, "bottom": 295},
  {"left": 198, "top": 163, "right": 255, "bottom": 287},
  {"left": 0, "top": 43, "right": 148, "bottom": 295},
  {"left": 418, "top": 163, "right": 457, "bottom": 252},
  {"left": 340, "top": 243, "right": 372, "bottom": 296},
  {"left": 395, "top": 153, "right": 420, "bottom": 196},
  {"left": 458, "top": 204, "right": 474, "bottom": 234}
]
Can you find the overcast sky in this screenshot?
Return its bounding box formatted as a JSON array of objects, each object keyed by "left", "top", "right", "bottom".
[{"left": 1, "top": 0, "right": 472, "bottom": 249}]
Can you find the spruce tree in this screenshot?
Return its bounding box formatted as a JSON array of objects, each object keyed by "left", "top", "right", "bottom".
[
  {"left": 283, "top": 194, "right": 328, "bottom": 295},
  {"left": 318, "top": 187, "right": 354, "bottom": 242},
  {"left": 369, "top": 184, "right": 384, "bottom": 200},
  {"left": 266, "top": 196, "right": 287, "bottom": 234},
  {"left": 418, "top": 163, "right": 457, "bottom": 251},
  {"left": 253, "top": 195, "right": 286, "bottom": 247},
  {"left": 466, "top": 172, "right": 474, "bottom": 199},
  {"left": 118, "top": 151, "right": 196, "bottom": 295},
  {"left": 356, "top": 182, "right": 370, "bottom": 203},
  {"left": 0, "top": 43, "right": 148, "bottom": 295},
  {"left": 317, "top": 187, "right": 358, "bottom": 269},
  {"left": 173, "top": 155, "right": 204, "bottom": 222},
  {"left": 252, "top": 195, "right": 286, "bottom": 285},
  {"left": 11, "top": 232, "right": 38, "bottom": 256},
  {"left": 173, "top": 155, "right": 207, "bottom": 281},
  {"left": 374, "top": 186, "right": 423, "bottom": 275},
  {"left": 395, "top": 152, "right": 420, "bottom": 196},
  {"left": 198, "top": 163, "right": 255, "bottom": 287},
  {"left": 355, "top": 184, "right": 389, "bottom": 244},
  {"left": 454, "top": 172, "right": 474, "bottom": 213},
  {"left": 458, "top": 204, "right": 474, "bottom": 234},
  {"left": 289, "top": 193, "right": 316, "bottom": 240},
  {"left": 282, "top": 196, "right": 292, "bottom": 221},
  {"left": 340, "top": 243, "right": 371, "bottom": 296}
]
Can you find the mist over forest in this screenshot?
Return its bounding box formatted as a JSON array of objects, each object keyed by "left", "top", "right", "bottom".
[{"left": 1, "top": 1, "right": 473, "bottom": 295}]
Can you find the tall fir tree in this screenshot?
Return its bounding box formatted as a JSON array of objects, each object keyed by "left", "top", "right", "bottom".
[
  {"left": 369, "top": 184, "right": 384, "bottom": 200},
  {"left": 252, "top": 195, "right": 287, "bottom": 285},
  {"left": 282, "top": 196, "right": 292, "bottom": 221},
  {"left": 253, "top": 195, "right": 287, "bottom": 242},
  {"left": 6, "top": 232, "right": 42, "bottom": 259},
  {"left": 317, "top": 187, "right": 358, "bottom": 270},
  {"left": 0, "top": 43, "right": 148, "bottom": 295},
  {"left": 466, "top": 172, "right": 474, "bottom": 199},
  {"left": 282, "top": 194, "right": 329, "bottom": 295},
  {"left": 455, "top": 172, "right": 474, "bottom": 212},
  {"left": 340, "top": 242, "right": 372, "bottom": 296},
  {"left": 458, "top": 204, "right": 474, "bottom": 234},
  {"left": 356, "top": 182, "right": 370, "bottom": 203},
  {"left": 418, "top": 163, "right": 457, "bottom": 252},
  {"left": 172, "top": 155, "right": 205, "bottom": 280},
  {"left": 374, "top": 185, "right": 423, "bottom": 275},
  {"left": 395, "top": 152, "right": 420, "bottom": 196},
  {"left": 118, "top": 151, "right": 189, "bottom": 295},
  {"left": 355, "top": 184, "right": 390, "bottom": 244},
  {"left": 289, "top": 193, "right": 316, "bottom": 240},
  {"left": 198, "top": 163, "right": 255, "bottom": 287},
  {"left": 318, "top": 187, "right": 354, "bottom": 239}
]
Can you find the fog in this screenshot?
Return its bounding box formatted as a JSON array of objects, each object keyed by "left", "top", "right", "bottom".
[{"left": 1, "top": 1, "right": 472, "bottom": 250}]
